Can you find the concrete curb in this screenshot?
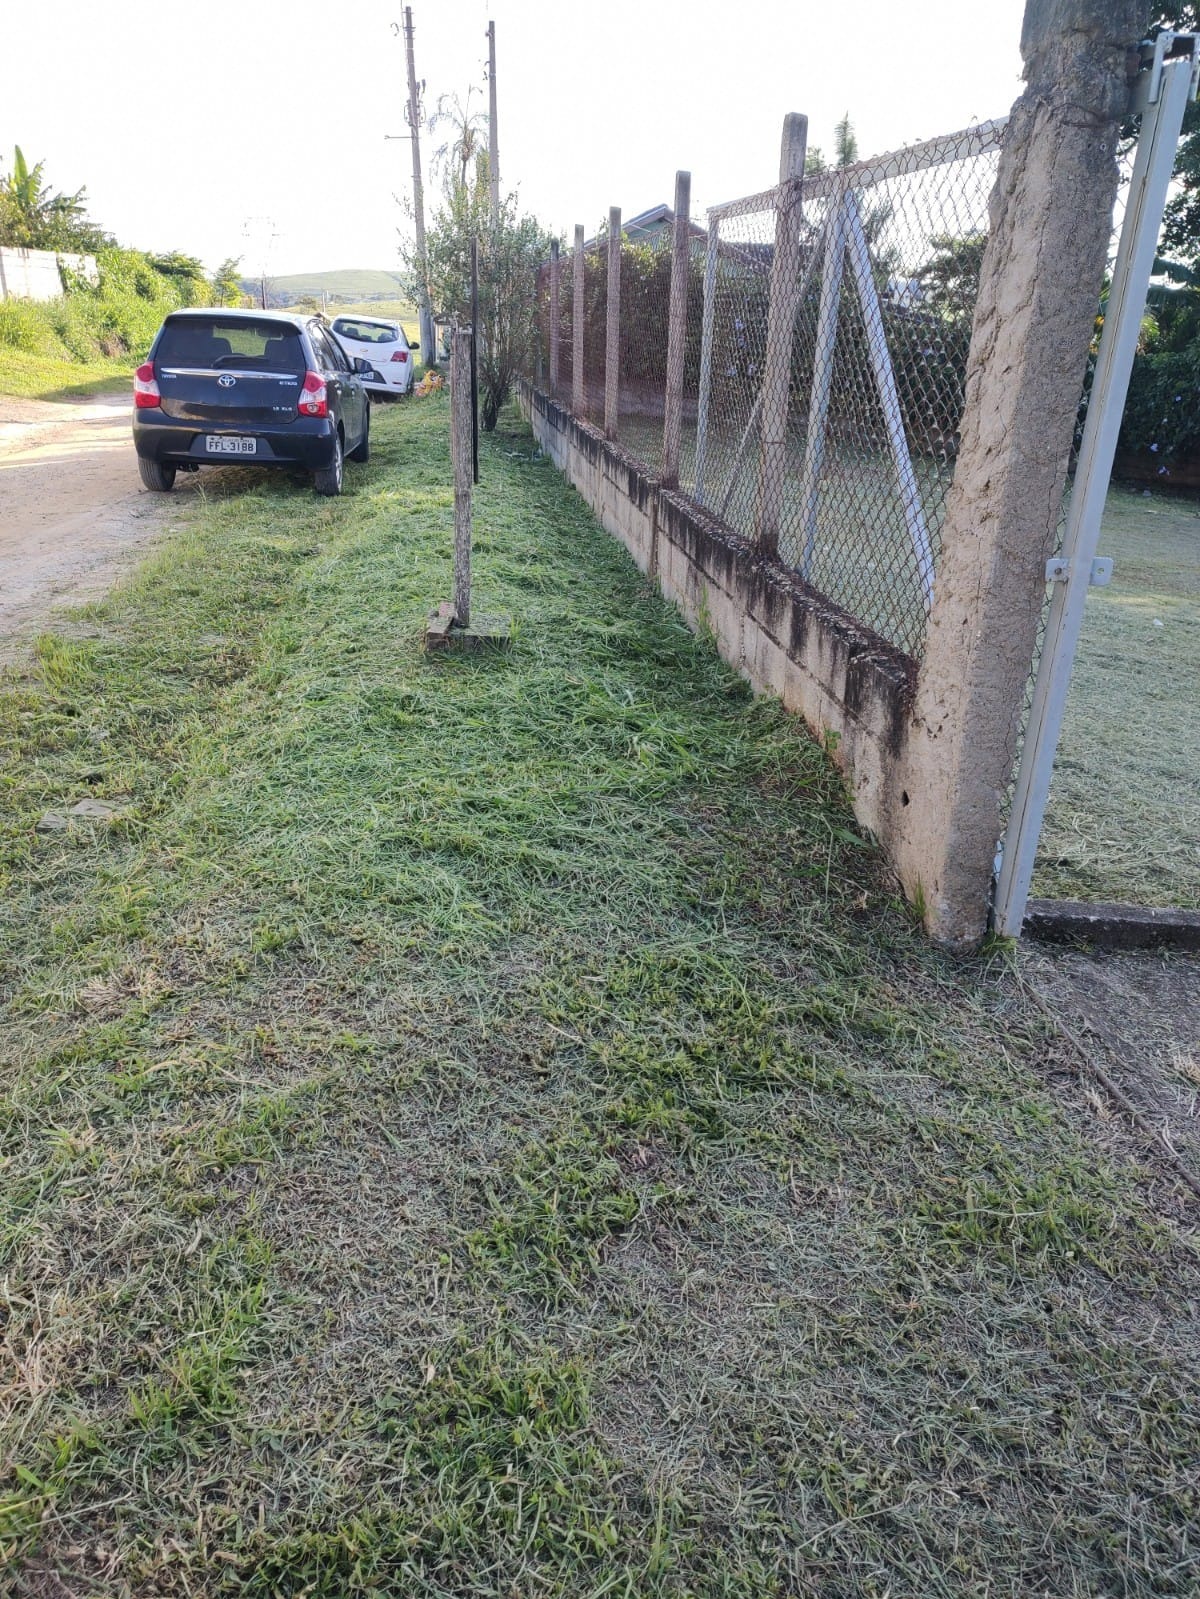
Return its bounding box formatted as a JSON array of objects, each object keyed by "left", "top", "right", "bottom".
[{"left": 1024, "top": 898, "right": 1200, "bottom": 952}]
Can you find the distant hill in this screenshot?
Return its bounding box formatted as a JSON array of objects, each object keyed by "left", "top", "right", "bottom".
[{"left": 238, "top": 269, "right": 412, "bottom": 308}]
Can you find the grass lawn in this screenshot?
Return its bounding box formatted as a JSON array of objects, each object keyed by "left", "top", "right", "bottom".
[
  {"left": 0, "top": 347, "right": 131, "bottom": 402},
  {"left": 1034, "top": 485, "right": 1200, "bottom": 909},
  {"left": 1, "top": 397, "right": 1198, "bottom": 1596}
]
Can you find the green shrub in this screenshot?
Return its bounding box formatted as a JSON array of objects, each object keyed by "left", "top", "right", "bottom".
[
  {"left": 0, "top": 295, "right": 52, "bottom": 353},
  {"left": 1119, "top": 343, "right": 1200, "bottom": 460}
]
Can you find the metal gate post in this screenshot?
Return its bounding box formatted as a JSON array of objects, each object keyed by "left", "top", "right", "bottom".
[{"left": 993, "top": 40, "right": 1198, "bottom": 939}]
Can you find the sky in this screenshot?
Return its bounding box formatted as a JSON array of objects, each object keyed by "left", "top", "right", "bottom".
[{"left": 3, "top": 0, "right": 1030, "bottom": 279}]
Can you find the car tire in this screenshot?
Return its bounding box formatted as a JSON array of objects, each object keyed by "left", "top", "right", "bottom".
[
  {"left": 347, "top": 406, "right": 370, "bottom": 463},
  {"left": 312, "top": 430, "right": 344, "bottom": 497},
  {"left": 138, "top": 456, "right": 176, "bottom": 492}
]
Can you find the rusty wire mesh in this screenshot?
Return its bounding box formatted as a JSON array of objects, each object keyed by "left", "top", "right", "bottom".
[
  {"left": 544, "top": 124, "right": 1005, "bottom": 659},
  {"left": 688, "top": 201, "right": 776, "bottom": 535},
  {"left": 578, "top": 236, "right": 608, "bottom": 429},
  {"left": 699, "top": 128, "right": 1003, "bottom": 657},
  {"left": 540, "top": 249, "right": 573, "bottom": 407},
  {"left": 610, "top": 220, "right": 674, "bottom": 470}
]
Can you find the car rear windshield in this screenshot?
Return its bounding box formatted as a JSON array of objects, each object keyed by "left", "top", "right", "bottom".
[
  {"left": 156, "top": 318, "right": 306, "bottom": 372},
  {"left": 332, "top": 319, "right": 400, "bottom": 346}
]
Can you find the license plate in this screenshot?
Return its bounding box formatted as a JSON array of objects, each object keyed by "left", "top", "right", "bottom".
[{"left": 205, "top": 436, "right": 257, "bottom": 455}]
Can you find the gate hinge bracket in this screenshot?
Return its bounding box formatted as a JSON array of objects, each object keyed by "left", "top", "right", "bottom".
[
  {"left": 1130, "top": 31, "right": 1200, "bottom": 113},
  {"left": 1045, "top": 556, "right": 1113, "bottom": 587}
]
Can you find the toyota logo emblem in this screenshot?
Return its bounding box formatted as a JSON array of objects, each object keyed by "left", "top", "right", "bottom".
[{"left": 217, "top": 374, "right": 237, "bottom": 388}]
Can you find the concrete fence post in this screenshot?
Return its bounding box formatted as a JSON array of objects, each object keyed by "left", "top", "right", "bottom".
[
  {"left": 896, "top": 0, "right": 1145, "bottom": 948},
  {"left": 662, "top": 170, "right": 691, "bottom": 488},
  {"left": 451, "top": 328, "right": 472, "bottom": 628},
  {"left": 605, "top": 205, "right": 621, "bottom": 440},
  {"left": 754, "top": 114, "right": 807, "bottom": 560},
  {"left": 572, "top": 224, "right": 585, "bottom": 417},
  {"left": 549, "top": 239, "right": 560, "bottom": 399}
]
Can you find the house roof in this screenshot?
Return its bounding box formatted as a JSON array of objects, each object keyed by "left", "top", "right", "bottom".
[{"left": 582, "top": 204, "right": 709, "bottom": 252}]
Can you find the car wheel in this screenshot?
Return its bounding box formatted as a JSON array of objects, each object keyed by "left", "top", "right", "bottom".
[
  {"left": 312, "top": 430, "right": 344, "bottom": 497},
  {"left": 347, "top": 405, "right": 370, "bottom": 463},
  {"left": 138, "top": 456, "right": 176, "bottom": 492}
]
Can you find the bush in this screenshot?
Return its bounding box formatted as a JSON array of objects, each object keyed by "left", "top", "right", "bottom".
[
  {"left": 0, "top": 295, "right": 53, "bottom": 353},
  {"left": 1120, "top": 343, "right": 1200, "bottom": 461},
  {"left": 0, "top": 246, "right": 231, "bottom": 373}
]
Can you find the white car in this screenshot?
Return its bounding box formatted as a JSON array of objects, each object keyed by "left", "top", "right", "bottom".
[{"left": 329, "top": 315, "right": 414, "bottom": 397}]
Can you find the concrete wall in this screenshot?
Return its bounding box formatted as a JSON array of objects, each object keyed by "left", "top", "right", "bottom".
[
  {"left": 520, "top": 382, "right": 916, "bottom": 853},
  {"left": 0, "top": 247, "right": 97, "bottom": 302}
]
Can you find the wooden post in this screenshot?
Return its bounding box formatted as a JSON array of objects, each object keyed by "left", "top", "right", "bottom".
[
  {"left": 451, "top": 329, "right": 472, "bottom": 627},
  {"left": 572, "top": 224, "right": 585, "bottom": 416},
  {"left": 549, "top": 239, "right": 560, "bottom": 398},
  {"left": 755, "top": 113, "right": 807, "bottom": 560},
  {"left": 662, "top": 170, "right": 691, "bottom": 488},
  {"left": 605, "top": 206, "right": 621, "bottom": 439}
]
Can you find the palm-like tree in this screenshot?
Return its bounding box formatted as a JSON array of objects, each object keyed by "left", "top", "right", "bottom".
[
  {"left": 0, "top": 146, "right": 90, "bottom": 250},
  {"left": 428, "top": 91, "right": 489, "bottom": 197}
]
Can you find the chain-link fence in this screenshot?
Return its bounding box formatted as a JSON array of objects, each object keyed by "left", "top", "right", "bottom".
[{"left": 540, "top": 121, "right": 1005, "bottom": 660}]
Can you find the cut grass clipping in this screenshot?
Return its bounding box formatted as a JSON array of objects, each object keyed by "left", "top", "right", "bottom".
[{"left": 1, "top": 396, "right": 1198, "bottom": 1597}]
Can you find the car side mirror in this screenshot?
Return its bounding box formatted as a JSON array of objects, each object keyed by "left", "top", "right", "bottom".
[{"left": 354, "top": 357, "right": 374, "bottom": 376}]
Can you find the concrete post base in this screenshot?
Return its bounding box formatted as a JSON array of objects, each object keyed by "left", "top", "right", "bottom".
[{"left": 424, "top": 603, "right": 513, "bottom": 654}]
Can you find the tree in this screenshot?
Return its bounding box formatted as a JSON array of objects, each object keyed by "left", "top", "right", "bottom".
[
  {"left": 1112, "top": 10, "right": 1200, "bottom": 463},
  {"left": 428, "top": 90, "right": 488, "bottom": 193},
  {"left": 805, "top": 113, "right": 859, "bottom": 176},
  {"left": 0, "top": 146, "right": 110, "bottom": 252},
  {"left": 417, "top": 137, "right": 552, "bottom": 430},
  {"left": 914, "top": 232, "right": 987, "bottom": 322},
  {"left": 211, "top": 257, "right": 248, "bottom": 307},
  {"left": 1153, "top": 7, "right": 1200, "bottom": 262}
]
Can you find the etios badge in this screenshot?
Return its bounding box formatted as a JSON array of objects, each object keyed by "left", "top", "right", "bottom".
[{"left": 217, "top": 374, "right": 237, "bottom": 388}]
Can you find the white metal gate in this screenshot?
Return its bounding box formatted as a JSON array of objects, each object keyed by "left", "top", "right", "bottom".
[{"left": 992, "top": 32, "right": 1200, "bottom": 938}]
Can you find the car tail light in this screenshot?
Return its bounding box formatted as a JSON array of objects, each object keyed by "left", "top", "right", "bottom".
[
  {"left": 390, "top": 350, "right": 408, "bottom": 363},
  {"left": 133, "top": 362, "right": 161, "bottom": 409},
  {"left": 298, "top": 370, "right": 328, "bottom": 417}
]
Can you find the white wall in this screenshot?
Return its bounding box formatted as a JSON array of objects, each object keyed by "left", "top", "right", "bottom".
[{"left": 0, "top": 247, "right": 97, "bottom": 302}]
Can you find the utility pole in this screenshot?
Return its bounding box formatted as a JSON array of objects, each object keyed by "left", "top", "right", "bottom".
[
  {"left": 403, "top": 7, "right": 435, "bottom": 366},
  {"left": 242, "top": 215, "right": 279, "bottom": 312},
  {"left": 486, "top": 20, "right": 500, "bottom": 229}
]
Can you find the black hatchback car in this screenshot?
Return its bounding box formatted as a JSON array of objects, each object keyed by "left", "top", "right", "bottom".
[{"left": 132, "top": 308, "right": 371, "bottom": 496}]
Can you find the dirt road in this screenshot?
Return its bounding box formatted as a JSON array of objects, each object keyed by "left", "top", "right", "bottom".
[{"left": 0, "top": 391, "right": 188, "bottom": 650}]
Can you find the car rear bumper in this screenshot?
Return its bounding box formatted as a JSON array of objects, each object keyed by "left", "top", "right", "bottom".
[
  {"left": 133, "top": 415, "right": 339, "bottom": 469},
  {"left": 362, "top": 365, "right": 413, "bottom": 395}
]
